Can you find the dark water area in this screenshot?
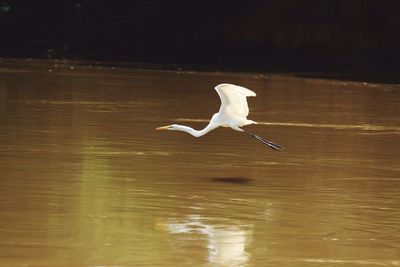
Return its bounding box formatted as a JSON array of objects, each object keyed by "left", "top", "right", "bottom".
[
  {"left": 2, "top": 1, "right": 400, "bottom": 76},
  {"left": 0, "top": 59, "right": 399, "bottom": 266}
]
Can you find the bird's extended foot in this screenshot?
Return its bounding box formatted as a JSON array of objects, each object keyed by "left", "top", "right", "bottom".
[{"left": 243, "top": 130, "right": 282, "bottom": 151}]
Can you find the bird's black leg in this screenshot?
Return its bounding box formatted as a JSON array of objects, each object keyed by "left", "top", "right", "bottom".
[{"left": 243, "top": 130, "right": 282, "bottom": 151}]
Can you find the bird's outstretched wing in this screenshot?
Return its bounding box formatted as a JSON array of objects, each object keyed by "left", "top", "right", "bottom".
[{"left": 215, "top": 84, "right": 256, "bottom": 118}]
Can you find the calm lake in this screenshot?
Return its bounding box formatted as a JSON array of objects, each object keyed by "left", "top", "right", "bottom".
[{"left": 0, "top": 59, "right": 399, "bottom": 266}]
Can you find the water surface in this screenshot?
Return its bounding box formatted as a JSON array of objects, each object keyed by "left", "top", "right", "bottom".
[{"left": 0, "top": 60, "right": 399, "bottom": 266}]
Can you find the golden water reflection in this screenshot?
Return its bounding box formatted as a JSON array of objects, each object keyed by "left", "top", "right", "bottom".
[{"left": 0, "top": 60, "right": 399, "bottom": 266}]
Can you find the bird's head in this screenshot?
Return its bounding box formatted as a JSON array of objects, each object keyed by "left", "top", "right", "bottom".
[{"left": 156, "top": 124, "right": 180, "bottom": 131}]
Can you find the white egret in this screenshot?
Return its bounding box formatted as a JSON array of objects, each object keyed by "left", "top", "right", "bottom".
[{"left": 156, "top": 83, "right": 282, "bottom": 151}]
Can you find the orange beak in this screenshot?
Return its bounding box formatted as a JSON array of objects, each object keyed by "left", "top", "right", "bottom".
[{"left": 156, "top": 125, "right": 170, "bottom": 130}]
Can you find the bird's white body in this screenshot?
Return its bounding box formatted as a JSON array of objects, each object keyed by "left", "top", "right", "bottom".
[
  {"left": 157, "top": 83, "right": 281, "bottom": 150},
  {"left": 157, "top": 84, "right": 257, "bottom": 137}
]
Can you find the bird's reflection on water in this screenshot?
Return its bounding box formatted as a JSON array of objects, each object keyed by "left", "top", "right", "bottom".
[{"left": 160, "top": 215, "right": 251, "bottom": 266}]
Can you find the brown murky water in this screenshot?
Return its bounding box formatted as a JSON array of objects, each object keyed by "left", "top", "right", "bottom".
[{"left": 0, "top": 59, "right": 399, "bottom": 266}]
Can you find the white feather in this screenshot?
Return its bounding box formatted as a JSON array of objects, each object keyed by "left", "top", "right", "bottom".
[{"left": 215, "top": 83, "right": 256, "bottom": 121}]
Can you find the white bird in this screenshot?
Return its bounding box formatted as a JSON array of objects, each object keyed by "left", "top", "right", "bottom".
[{"left": 156, "top": 83, "right": 282, "bottom": 151}]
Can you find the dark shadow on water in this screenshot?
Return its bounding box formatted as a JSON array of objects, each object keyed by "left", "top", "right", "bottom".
[{"left": 210, "top": 177, "right": 253, "bottom": 184}]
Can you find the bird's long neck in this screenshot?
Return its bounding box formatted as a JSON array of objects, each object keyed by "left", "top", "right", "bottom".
[{"left": 174, "top": 123, "right": 217, "bottom": 137}]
